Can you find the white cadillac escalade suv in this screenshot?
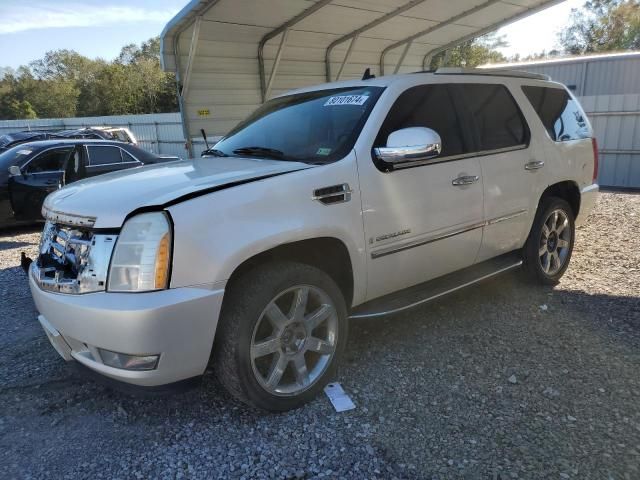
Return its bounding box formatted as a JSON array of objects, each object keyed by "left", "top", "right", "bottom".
[{"left": 28, "top": 68, "right": 599, "bottom": 411}]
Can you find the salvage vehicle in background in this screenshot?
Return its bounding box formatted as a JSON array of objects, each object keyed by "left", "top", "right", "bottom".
[
  {"left": 27, "top": 68, "right": 598, "bottom": 411},
  {"left": 0, "top": 131, "right": 64, "bottom": 152},
  {"left": 0, "top": 127, "right": 137, "bottom": 153},
  {"left": 0, "top": 139, "right": 179, "bottom": 228},
  {"left": 57, "top": 127, "right": 138, "bottom": 144}
]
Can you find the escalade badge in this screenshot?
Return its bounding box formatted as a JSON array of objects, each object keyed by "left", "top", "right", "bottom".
[{"left": 373, "top": 229, "right": 411, "bottom": 243}]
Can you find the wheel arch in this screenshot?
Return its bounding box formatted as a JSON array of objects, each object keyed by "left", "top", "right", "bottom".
[
  {"left": 226, "top": 237, "right": 356, "bottom": 309},
  {"left": 538, "top": 180, "right": 581, "bottom": 218}
]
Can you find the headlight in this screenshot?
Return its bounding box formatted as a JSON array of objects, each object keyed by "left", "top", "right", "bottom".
[{"left": 107, "top": 212, "right": 172, "bottom": 292}]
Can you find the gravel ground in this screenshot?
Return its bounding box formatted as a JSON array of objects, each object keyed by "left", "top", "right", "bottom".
[{"left": 1, "top": 192, "right": 639, "bottom": 480}]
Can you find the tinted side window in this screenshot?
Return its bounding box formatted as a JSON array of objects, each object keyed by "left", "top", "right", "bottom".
[
  {"left": 456, "top": 84, "right": 528, "bottom": 151},
  {"left": 375, "top": 84, "right": 467, "bottom": 158},
  {"left": 522, "top": 86, "right": 590, "bottom": 141},
  {"left": 25, "top": 149, "right": 72, "bottom": 174},
  {"left": 87, "top": 146, "right": 122, "bottom": 165}
]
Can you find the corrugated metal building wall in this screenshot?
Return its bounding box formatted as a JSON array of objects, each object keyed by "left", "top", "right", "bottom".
[
  {"left": 0, "top": 113, "right": 210, "bottom": 158},
  {"left": 490, "top": 52, "right": 640, "bottom": 188}
]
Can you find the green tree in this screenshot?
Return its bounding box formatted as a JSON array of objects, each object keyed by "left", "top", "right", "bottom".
[
  {"left": 0, "top": 37, "right": 177, "bottom": 120},
  {"left": 429, "top": 34, "right": 508, "bottom": 69},
  {"left": 0, "top": 97, "right": 37, "bottom": 119},
  {"left": 559, "top": 0, "right": 640, "bottom": 54}
]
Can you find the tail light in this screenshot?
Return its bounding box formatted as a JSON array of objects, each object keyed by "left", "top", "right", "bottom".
[{"left": 591, "top": 138, "right": 599, "bottom": 182}]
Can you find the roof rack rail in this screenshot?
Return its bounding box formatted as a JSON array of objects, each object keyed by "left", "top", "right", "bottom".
[{"left": 434, "top": 67, "right": 550, "bottom": 81}]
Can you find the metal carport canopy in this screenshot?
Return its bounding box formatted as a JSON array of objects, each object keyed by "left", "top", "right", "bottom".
[{"left": 161, "top": 0, "right": 564, "bottom": 152}]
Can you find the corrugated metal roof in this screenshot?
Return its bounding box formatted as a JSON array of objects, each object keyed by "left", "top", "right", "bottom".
[{"left": 161, "top": 0, "right": 566, "bottom": 150}]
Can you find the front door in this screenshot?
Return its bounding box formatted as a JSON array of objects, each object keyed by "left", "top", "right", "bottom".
[
  {"left": 356, "top": 83, "right": 484, "bottom": 301},
  {"left": 8, "top": 148, "right": 71, "bottom": 221}
]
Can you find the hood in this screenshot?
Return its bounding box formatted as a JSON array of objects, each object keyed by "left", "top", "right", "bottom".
[{"left": 44, "top": 157, "right": 310, "bottom": 228}]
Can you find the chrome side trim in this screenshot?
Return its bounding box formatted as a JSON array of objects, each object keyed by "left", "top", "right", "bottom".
[
  {"left": 380, "top": 144, "right": 528, "bottom": 171},
  {"left": 371, "top": 221, "right": 485, "bottom": 259},
  {"left": 487, "top": 209, "right": 528, "bottom": 225},
  {"left": 349, "top": 260, "right": 523, "bottom": 319},
  {"left": 370, "top": 209, "right": 528, "bottom": 259},
  {"left": 312, "top": 183, "right": 352, "bottom": 205},
  {"left": 87, "top": 160, "right": 141, "bottom": 169}
]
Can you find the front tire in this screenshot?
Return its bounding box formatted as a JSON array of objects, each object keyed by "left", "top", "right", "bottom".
[
  {"left": 213, "top": 261, "right": 348, "bottom": 411},
  {"left": 523, "top": 196, "right": 575, "bottom": 285}
]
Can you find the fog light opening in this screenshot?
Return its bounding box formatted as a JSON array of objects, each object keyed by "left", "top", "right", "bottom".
[{"left": 98, "top": 349, "right": 160, "bottom": 371}]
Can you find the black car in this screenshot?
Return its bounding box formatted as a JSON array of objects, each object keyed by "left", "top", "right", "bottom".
[{"left": 0, "top": 139, "right": 179, "bottom": 228}]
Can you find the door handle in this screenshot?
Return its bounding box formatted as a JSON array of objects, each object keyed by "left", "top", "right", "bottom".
[
  {"left": 452, "top": 175, "right": 479, "bottom": 186},
  {"left": 525, "top": 160, "right": 545, "bottom": 170}
]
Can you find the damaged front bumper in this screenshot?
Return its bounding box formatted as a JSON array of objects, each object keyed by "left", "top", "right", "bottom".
[{"left": 29, "top": 263, "right": 226, "bottom": 387}]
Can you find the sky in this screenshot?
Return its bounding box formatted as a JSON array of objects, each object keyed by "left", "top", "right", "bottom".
[{"left": 0, "top": 0, "right": 586, "bottom": 70}]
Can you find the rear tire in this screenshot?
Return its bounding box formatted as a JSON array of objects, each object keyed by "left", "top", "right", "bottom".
[
  {"left": 523, "top": 196, "right": 575, "bottom": 285},
  {"left": 213, "top": 261, "right": 348, "bottom": 411}
]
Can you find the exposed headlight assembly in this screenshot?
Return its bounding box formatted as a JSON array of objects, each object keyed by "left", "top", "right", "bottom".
[{"left": 107, "top": 212, "right": 172, "bottom": 292}]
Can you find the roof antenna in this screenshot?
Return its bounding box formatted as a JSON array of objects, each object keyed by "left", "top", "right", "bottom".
[{"left": 361, "top": 68, "right": 375, "bottom": 80}]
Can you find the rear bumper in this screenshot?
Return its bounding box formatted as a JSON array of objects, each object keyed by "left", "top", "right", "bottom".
[
  {"left": 29, "top": 268, "right": 225, "bottom": 387},
  {"left": 576, "top": 183, "right": 599, "bottom": 227}
]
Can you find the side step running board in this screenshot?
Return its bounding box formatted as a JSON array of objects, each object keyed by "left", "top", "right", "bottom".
[{"left": 349, "top": 251, "right": 523, "bottom": 319}]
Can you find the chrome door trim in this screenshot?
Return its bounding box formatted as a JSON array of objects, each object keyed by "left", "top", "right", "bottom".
[
  {"left": 371, "top": 221, "right": 485, "bottom": 259},
  {"left": 370, "top": 209, "right": 528, "bottom": 259},
  {"left": 487, "top": 209, "right": 528, "bottom": 225},
  {"left": 379, "top": 144, "right": 529, "bottom": 172}
]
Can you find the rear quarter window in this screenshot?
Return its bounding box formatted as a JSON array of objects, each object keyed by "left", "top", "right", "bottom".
[{"left": 521, "top": 86, "right": 591, "bottom": 142}]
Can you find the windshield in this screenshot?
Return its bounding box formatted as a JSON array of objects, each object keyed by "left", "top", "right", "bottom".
[
  {"left": 213, "top": 86, "right": 384, "bottom": 164},
  {"left": 0, "top": 144, "right": 37, "bottom": 170}
]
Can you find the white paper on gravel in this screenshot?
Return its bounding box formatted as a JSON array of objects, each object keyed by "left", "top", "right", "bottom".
[{"left": 324, "top": 383, "right": 356, "bottom": 412}]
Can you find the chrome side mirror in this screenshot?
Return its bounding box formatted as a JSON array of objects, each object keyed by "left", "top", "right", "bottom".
[
  {"left": 8, "top": 165, "right": 22, "bottom": 177},
  {"left": 374, "top": 127, "right": 442, "bottom": 168}
]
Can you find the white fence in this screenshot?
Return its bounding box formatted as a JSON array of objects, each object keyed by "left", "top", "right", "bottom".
[{"left": 0, "top": 113, "right": 210, "bottom": 158}]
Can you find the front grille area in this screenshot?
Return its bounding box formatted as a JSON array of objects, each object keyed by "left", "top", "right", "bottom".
[{"left": 33, "top": 221, "right": 118, "bottom": 294}]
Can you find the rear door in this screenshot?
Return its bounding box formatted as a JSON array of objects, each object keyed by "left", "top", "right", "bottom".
[
  {"left": 453, "top": 82, "right": 541, "bottom": 262},
  {"left": 520, "top": 85, "right": 595, "bottom": 188},
  {"left": 9, "top": 148, "right": 71, "bottom": 220},
  {"left": 84, "top": 145, "right": 128, "bottom": 177}
]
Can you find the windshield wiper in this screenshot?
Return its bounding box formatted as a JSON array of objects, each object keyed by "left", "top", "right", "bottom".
[
  {"left": 202, "top": 148, "right": 228, "bottom": 157},
  {"left": 232, "top": 146, "right": 288, "bottom": 160}
]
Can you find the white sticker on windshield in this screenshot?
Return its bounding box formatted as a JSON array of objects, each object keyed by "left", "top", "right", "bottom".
[
  {"left": 17, "top": 149, "right": 32, "bottom": 155},
  {"left": 324, "top": 95, "right": 369, "bottom": 107}
]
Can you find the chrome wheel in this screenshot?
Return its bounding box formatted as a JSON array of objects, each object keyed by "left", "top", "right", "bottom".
[
  {"left": 538, "top": 209, "right": 571, "bottom": 276},
  {"left": 250, "top": 285, "right": 338, "bottom": 396}
]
